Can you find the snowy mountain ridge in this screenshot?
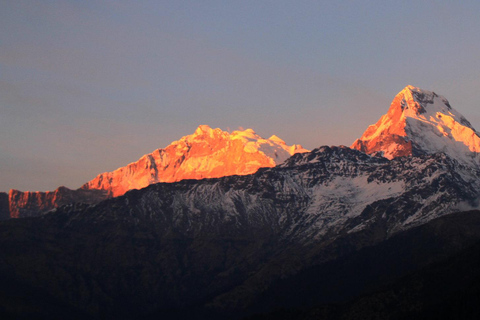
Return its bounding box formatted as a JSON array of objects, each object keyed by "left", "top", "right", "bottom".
[
  {"left": 67, "top": 146, "right": 479, "bottom": 245},
  {"left": 3, "top": 85, "right": 480, "bottom": 222}
]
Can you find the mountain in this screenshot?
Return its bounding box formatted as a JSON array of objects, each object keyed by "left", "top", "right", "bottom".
[
  {"left": 81, "top": 125, "right": 308, "bottom": 197},
  {"left": 1, "top": 126, "right": 307, "bottom": 219},
  {"left": 247, "top": 210, "right": 480, "bottom": 320},
  {"left": 0, "top": 145, "right": 479, "bottom": 319},
  {"left": 351, "top": 85, "right": 480, "bottom": 166},
  {"left": 1, "top": 86, "right": 480, "bottom": 319}
]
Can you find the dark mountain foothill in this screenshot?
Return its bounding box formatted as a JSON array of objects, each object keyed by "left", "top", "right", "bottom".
[{"left": 247, "top": 211, "right": 480, "bottom": 320}]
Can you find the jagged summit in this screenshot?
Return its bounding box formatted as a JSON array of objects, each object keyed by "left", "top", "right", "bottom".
[
  {"left": 81, "top": 125, "right": 309, "bottom": 197},
  {"left": 351, "top": 85, "right": 480, "bottom": 166}
]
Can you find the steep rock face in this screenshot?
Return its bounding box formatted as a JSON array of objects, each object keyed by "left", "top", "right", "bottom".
[
  {"left": 351, "top": 85, "right": 480, "bottom": 166},
  {"left": 81, "top": 125, "right": 308, "bottom": 197},
  {"left": 7, "top": 187, "right": 108, "bottom": 218}
]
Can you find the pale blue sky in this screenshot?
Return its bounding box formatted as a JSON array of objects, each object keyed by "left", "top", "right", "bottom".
[{"left": 1, "top": 0, "right": 480, "bottom": 191}]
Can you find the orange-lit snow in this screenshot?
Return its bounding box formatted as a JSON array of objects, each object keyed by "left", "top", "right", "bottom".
[{"left": 82, "top": 125, "right": 309, "bottom": 197}]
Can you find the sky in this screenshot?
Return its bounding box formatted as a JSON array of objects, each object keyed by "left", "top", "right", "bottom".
[{"left": 1, "top": 0, "right": 480, "bottom": 192}]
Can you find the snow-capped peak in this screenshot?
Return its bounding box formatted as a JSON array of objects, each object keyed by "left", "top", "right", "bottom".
[
  {"left": 194, "top": 124, "right": 215, "bottom": 136},
  {"left": 351, "top": 86, "right": 480, "bottom": 166},
  {"left": 82, "top": 125, "right": 309, "bottom": 197}
]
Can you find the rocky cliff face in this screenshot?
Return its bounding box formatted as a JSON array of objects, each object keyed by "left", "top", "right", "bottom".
[
  {"left": 351, "top": 85, "right": 480, "bottom": 166},
  {"left": 6, "top": 187, "right": 108, "bottom": 219}
]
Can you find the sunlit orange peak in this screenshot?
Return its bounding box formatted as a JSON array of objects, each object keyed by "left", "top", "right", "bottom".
[
  {"left": 82, "top": 125, "right": 309, "bottom": 197},
  {"left": 351, "top": 86, "right": 480, "bottom": 166}
]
